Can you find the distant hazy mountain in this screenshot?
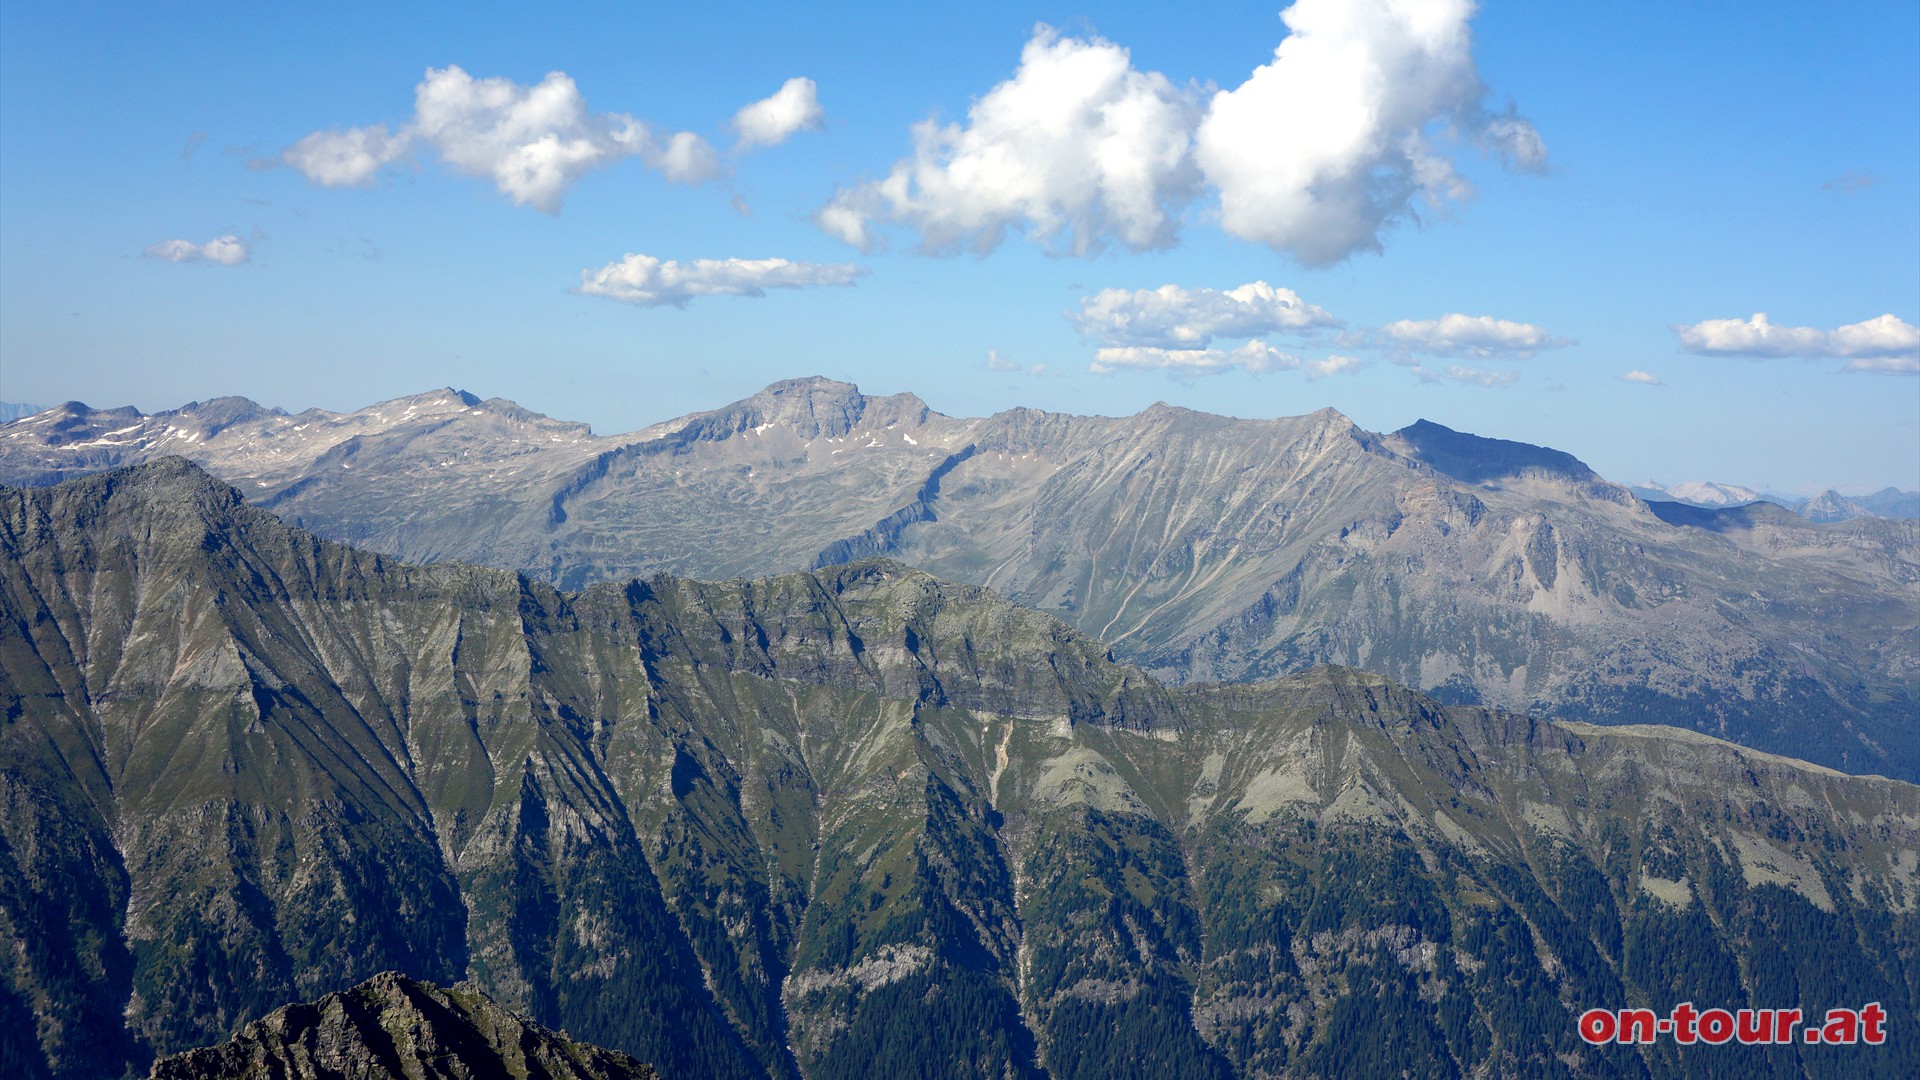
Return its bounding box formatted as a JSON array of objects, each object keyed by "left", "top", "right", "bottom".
[
  {"left": 1631, "top": 479, "right": 1765, "bottom": 507},
  {"left": 148, "top": 973, "right": 658, "bottom": 1080},
  {"left": 5, "top": 461, "right": 1915, "bottom": 1078},
  {"left": 1802, "top": 490, "right": 1866, "bottom": 524},
  {"left": 1858, "top": 486, "right": 1920, "bottom": 517},
  {"left": 2, "top": 379, "right": 1914, "bottom": 782},
  {"left": 0, "top": 401, "right": 46, "bottom": 424},
  {"left": 1799, "top": 488, "right": 1920, "bottom": 523}
]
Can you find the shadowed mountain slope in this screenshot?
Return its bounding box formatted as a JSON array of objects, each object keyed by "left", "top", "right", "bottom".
[{"left": 4, "top": 461, "right": 1917, "bottom": 1079}]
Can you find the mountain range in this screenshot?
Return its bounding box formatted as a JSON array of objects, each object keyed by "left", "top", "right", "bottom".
[
  {"left": 1633, "top": 479, "right": 1920, "bottom": 522},
  {"left": 2, "top": 460, "right": 1916, "bottom": 1078},
  {"left": 3, "top": 380, "right": 1915, "bottom": 782}
]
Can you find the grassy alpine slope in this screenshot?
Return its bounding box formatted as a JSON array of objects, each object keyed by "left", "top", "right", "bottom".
[{"left": 2, "top": 460, "right": 1916, "bottom": 1078}]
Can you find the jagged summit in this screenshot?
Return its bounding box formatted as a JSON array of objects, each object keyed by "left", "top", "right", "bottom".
[
  {"left": 681, "top": 376, "right": 935, "bottom": 441},
  {"left": 148, "top": 972, "right": 659, "bottom": 1080}
]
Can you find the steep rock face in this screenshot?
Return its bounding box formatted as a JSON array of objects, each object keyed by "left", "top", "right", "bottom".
[
  {"left": 4, "top": 462, "right": 1918, "bottom": 1079},
  {"left": 147, "top": 972, "right": 658, "bottom": 1079},
  {"left": 0, "top": 461, "right": 758, "bottom": 1080},
  {"left": 9, "top": 381, "right": 1911, "bottom": 779}
]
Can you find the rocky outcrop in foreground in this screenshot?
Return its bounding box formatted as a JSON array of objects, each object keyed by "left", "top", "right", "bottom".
[{"left": 148, "top": 972, "right": 656, "bottom": 1080}]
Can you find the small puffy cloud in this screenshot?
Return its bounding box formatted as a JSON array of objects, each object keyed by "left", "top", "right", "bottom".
[
  {"left": 282, "top": 124, "right": 412, "bottom": 187},
  {"left": 1304, "top": 354, "right": 1364, "bottom": 380},
  {"left": 649, "top": 131, "right": 722, "bottom": 184},
  {"left": 1620, "top": 370, "right": 1662, "bottom": 385},
  {"left": 1675, "top": 313, "right": 1918, "bottom": 374},
  {"left": 1481, "top": 111, "right": 1548, "bottom": 171},
  {"left": 1412, "top": 363, "right": 1518, "bottom": 387},
  {"left": 1197, "top": 0, "right": 1542, "bottom": 265},
  {"left": 1379, "top": 313, "right": 1568, "bottom": 358},
  {"left": 1071, "top": 281, "right": 1338, "bottom": 349},
  {"left": 734, "top": 77, "right": 825, "bottom": 148},
  {"left": 820, "top": 25, "right": 1203, "bottom": 255},
  {"left": 575, "top": 254, "right": 865, "bottom": 308},
  {"left": 815, "top": 201, "right": 874, "bottom": 249},
  {"left": 1073, "top": 278, "right": 1356, "bottom": 378},
  {"left": 1092, "top": 341, "right": 1298, "bottom": 377},
  {"left": 145, "top": 235, "right": 249, "bottom": 265},
  {"left": 282, "top": 66, "right": 723, "bottom": 210}
]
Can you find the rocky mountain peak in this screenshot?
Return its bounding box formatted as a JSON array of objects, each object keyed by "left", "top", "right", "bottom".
[
  {"left": 166, "top": 396, "right": 285, "bottom": 436},
  {"left": 1801, "top": 488, "right": 1866, "bottom": 523},
  {"left": 8, "top": 456, "right": 249, "bottom": 550},
  {"left": 147, "top": 972, "right": 659, "bottom": 1080},
  {"left": 681, "top": 377, "right": 939, "bottom": 442},
  {"left": 699, "top": 376, "right": 870, "bottom": 439},
  {"left": 12, "top": 400, "right": 142, "bottom": 444},
  {"left": 1385, "top": 419, "right": 1598, "bottom": 486}
]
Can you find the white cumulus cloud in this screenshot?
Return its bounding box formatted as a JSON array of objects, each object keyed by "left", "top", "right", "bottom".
[
  {"left": 1071, "top": 281, "right": 1339, "bottom": 348},
  {"left": 734, "top": 77, "right": 825, "bottom": 148},
  {"left": 1620, "top": 370, "right": 1662, "bottom": 385},
  {"left": 1379, "top": 313, "right": 1567, "bottom": 358},
  {"left": 574, "top": 254, "right": 865, "bottom": 308},
  {"left": 1674, "top": 313, "right": 1919, "bottom": 370},
  {"left": 825, "top": 1, "right": 1540, "bottom": 263},
  {"left": 1197, "top": 0, "right": 1540, "bottom": 266},
  {"left": 282, "top": 66, "right": 725, "bottom": 210},
  {"left": 144, "top": 235, "right": 249, "bottom": 265},
  {"left": 818, "top": 24, "right": 1203, "bottom": 255}
]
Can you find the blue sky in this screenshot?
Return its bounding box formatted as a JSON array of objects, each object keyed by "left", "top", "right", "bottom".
[{"left": 2, "top": 0, "right": 1915, "bottom": 493}]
